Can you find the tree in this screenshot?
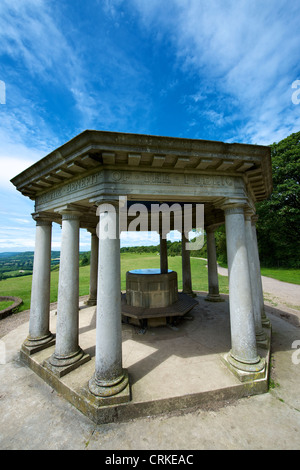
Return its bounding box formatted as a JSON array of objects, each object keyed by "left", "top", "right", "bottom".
[
  {"left": 256, "top": 131, "right": 300, "bottom": 267},
  {"left": 80, "top": 253, "right": 90, "bottom": 266}
]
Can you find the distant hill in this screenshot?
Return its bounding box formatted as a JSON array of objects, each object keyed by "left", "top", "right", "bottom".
[{"left": 0, "top": 251, "right": 61, "bottom": 280}]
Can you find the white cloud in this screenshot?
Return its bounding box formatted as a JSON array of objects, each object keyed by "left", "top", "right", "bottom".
[
  {"left": 0, "top": 147, "right": 40, "bottom": 190},
  {"left": 120, "top": 231, "right": 159, "bottom": 247},
  {"left": 0, "top": 1, "right": 100, "bottom": 131},
  {"left": 129, "top": 0, "right": 300, "bottom": 144}
]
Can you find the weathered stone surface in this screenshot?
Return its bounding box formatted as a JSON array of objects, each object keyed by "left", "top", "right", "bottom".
[{"left": 126, "top": 269, "right": 178, "bottom": 308}]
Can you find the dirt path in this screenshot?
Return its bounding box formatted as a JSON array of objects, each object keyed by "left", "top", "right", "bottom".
[
  {"left": 217, "top": 265, "right": 300, "bottom": 307},
  {"left": 217, "top": 264, "right": 300, "bottom": 326}
]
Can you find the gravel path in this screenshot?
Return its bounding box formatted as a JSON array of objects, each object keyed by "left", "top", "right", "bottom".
[
  {"left": 216, "top": 265, "right": 300, "bottom": 326},
  {"left": 217, "top": 265, "right": 300, "bottom": 307}
]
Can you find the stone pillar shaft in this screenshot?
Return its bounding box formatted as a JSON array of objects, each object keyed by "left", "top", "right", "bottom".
[
  {"left": 224, "top": 206, "right": 264, "bottom": 372},
  {"left": 160, "top": 232, "right": 168, "bottom": 274},
  {"left": 23, "top": 218, "right": 54, "bottom": 352},
  {"left": 48, "top": 212, "right": 89, "bottom": 373},
  {"left": 244, "top": 214, "right": 267, "bottom": 344},
  {"left": 181, "top": 232, "right": 193, "bottom": 295},
  {"left": 87, "top": 230, "right": 98, "bottom": 305},
  {"left": 89, "top": 202, "right": 128, "bottom": 398},
  {"left": 251, "top": 218, "right": 270, "bottom": 327},
  {"left": 205, "top": 228, "right": 222, "bottom": 302}
]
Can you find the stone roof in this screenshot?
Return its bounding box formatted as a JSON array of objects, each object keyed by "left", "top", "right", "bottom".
[{"left": 11, "top": 130, "right": 272, "bottom": 203}]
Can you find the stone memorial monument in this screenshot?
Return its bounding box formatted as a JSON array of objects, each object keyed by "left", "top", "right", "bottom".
[{"left": 11, "top": 130, "right": 272, "bottom": 422}]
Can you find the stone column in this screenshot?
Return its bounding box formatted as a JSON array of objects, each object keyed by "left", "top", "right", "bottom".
[
  {"left": 251, "top": 216, "right": 270, "bottom": 327},
  {"left": 244, "top": 212, "right": 268, "bottom": 346},
  {"left": 89, "top": 200, "right": 129, "bottom": 400},
  {"left": 222, "top": 203, "right": 265, "bottom": 378},
  {"left": 47, "top": 210, "right": 89, "bottom": 376},
  {"left": 160, "top": 231, "right": 168, "bottom": 274},
  {"left": 205, "top": 227, "right": 223, "bottom": 302},
  {"left": 86, "top": 228, "right": 98, "bottom": 306},
  {"left": 22, "top": 215, "right": 55, "bottom": 354},
  {"left": 181, "top": 232, "right": 193, "bottom": 295}
]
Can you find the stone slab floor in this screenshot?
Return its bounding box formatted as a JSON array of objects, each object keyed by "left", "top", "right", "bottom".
[{"left": 0, "top": 294, "right": 300, "bottom": 450}]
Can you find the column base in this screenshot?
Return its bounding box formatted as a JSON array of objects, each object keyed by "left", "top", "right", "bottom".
[
  {"left": 261, "top": 314, "right": 271, "bottom": 328},
  {"left": 85, "top": 298, "right": 97, "bottom": 306},
  {"left": 256, "top": 329, "right": 269, "bottom": 349},
  {"left": 205, "top": 293, "right": 225, "bottom": 302},
  {"left": 21, "top": 332, "right": 55, "bottom": 356},
  {"left": 221, "top": 351, "right": 266, "bottom": 383},
  {"left": 88, "top": 369, "right": 129, "bottom": 399},
  {"left": 44, "top": 348, "right": 90, "bottom": 377},
  {"left": 182, "top": 289, "right": 197, "bottom": 298}
]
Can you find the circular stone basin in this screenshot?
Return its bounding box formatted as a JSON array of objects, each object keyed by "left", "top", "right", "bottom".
[{"left": 126, "top": 269, "right": 178, "bottom": 308}]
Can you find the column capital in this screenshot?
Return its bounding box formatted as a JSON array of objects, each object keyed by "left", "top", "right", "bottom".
[
  {"left": 217, "top": 197, "right": 249, "bottom": 214},
  {"left": 244, "top": 208, "right": 255, "bottom": 221},
  {"left": 31, "top": 212, "right": 53, "bottom": 226},
  {"left": 61, "top": 212, "right": 81, "bottom": 221},
  {"left": 54, "top": 204, "right": 83, "bottom": 220},
  {"left": 87, "top": 226, "right": 97, "bottom": 235},
  {"left": 223, "top": 205, "right": 245, "bottom": 216},
  {"left": 90, "top": 195, "right": 120, "bottom": 207},
  {"left": 205, "top": 224, "right": 219, "bottom": 233}
]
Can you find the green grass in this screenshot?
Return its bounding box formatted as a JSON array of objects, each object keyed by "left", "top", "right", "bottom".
[
  {"left": 0, "top": 300, "right": 14, "bottom": 310},
  {"left": 260, "top": 267, "right": 300, "bottom": 285},
  {"left": 217, "top": 260, "right": 300, "bottom": 285},
  {"left": 0, "top": 253, "right": 229, "bottom": 313},
  {"left": 120, "top": 253, "right": 229, "bottom": 294},
  {"left": 2, "top": 270, "right": 32, "bottom": 278},
  {"left": 2, "top": 252, "right": 298, "bottom": 315}
]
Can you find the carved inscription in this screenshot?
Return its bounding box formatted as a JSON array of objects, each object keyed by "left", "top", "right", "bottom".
[
  {"left": 36, "top": 169, "right": 242, "bottom": 209},
  {"left": 66, "top": 173, "right": 102, "bottom": 193},
  {"left": 37, "top": 172, "right": 103, "bottom": 204},
  {"left": 109, "top": 171, "right": 235, "bottom": 186},
  {"left": 184, "top": 174, "right": 235, "bottom": 187},
  {"left": 110, "top": 170, "right": 171, "bottom": 184}
]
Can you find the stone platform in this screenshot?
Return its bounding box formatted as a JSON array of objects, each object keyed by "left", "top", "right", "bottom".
[
  {"left": 121, "top": 292, "right": 198, "bottom": 327},
  {"left": 20, "top": 293, "right": 271, "bottom": 425}
]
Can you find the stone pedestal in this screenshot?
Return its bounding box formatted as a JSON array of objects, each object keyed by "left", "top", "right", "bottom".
[{"left": 126, "top": 269, "right": 178, "bottom": 308}]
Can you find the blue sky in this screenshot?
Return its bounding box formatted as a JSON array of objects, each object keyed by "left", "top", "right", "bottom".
[{"left": 0, "top": 0, "right": 300, "bottom": 252}]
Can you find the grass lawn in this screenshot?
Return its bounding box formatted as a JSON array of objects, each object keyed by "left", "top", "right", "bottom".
[
  {"left": 260, "top": 267, "right": 300, "bottom": 285},
  {"left": 1, "top": 252, "right": 298, "bottom": 315},
  {"left": 0, "top": 253, "right": 229, "bottom": 313},
  {"left": 217, "top": 261, "right": 300, "bottom": 285},
  {"left": 0, "top": 300, "right": 14, "bottom": 310}
]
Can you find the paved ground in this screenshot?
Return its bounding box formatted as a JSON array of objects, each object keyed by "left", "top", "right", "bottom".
[{"left": 0, "top": 278, "right": 299, "bottom": 450}]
